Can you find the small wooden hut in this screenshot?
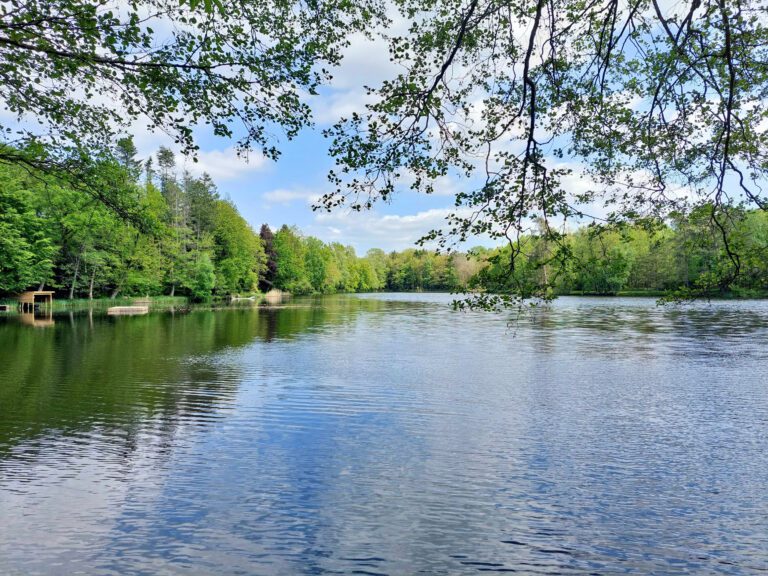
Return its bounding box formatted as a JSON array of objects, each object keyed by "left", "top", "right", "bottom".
[{"left": 17, "top": 290, "right": 55, "bottom": 313}]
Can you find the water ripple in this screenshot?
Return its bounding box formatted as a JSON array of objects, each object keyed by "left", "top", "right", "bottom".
[{"left": 1, "top": 295, "right": 767, "bottom": 574}]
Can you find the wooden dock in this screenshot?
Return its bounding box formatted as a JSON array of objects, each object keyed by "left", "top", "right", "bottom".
[
  {"left": 18, "top": 290, "right": 55, "bottom": 312},
  {"left": 262, "top": 289, "right": 287, "bottom": 305},
  {"left": 107, "top": 306, "right": 149, "bottom": 316}
]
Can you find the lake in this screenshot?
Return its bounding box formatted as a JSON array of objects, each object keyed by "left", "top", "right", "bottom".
[{"left": 1, "top": 294, "right": 767, "bottom": 575}]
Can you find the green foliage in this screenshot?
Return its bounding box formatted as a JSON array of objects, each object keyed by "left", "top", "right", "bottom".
[
  {"left": 304, "top": 237, "right": 334, "bottom": 292},
  {"left": 6, "top": 140, "right": 766, "bottom": 302},
  {"left": 471, "top": 210, "right": 768, "bottom": 298},
  {"left": 321, "top": 0, "right": 768, "bottom": 297},
  {"left": 267, "top": 233, "right": 479, "bottom": 295},
  {"left": 212, "top": 200, "right": 265, "bottom": 295},
  {"left": 185, "top": 254, "right": 217, "bottom": 301},
  {"left": 259, "top": 224, "right": 278, "bottom": 292},
  {"left": 115, "top": 137, "right": 142, "bottom": 181},
  {"left": 0, "top": 142, "right": 266, "bottom": 300},
  {"left": 273, "top": 225, "right": 312, "bottom": 294},
  {"left": 386, "top": 249, "right": 463, "bottom": 291},
  {"left": 0, "top": 165, "right": 55, "bottom": 292},
  {"left": 0, "top": 0, "right": 384, "bottom": 183},
  {"left": 569, "top": 229, "right": 634, "bottom": 295}
]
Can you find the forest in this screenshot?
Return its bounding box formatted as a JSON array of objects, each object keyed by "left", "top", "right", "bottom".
[
  {"left": 474, "top": 210, "right": 768, "bottom": 299},
  {"left": 2, "top": 138, "right": 767, "bottom": 301},
  {"left": 0, "top": 139, "right": 485, "bottom": 300},
  {"left": 2, "top": 0, "right": 766, "bottom": 302}
]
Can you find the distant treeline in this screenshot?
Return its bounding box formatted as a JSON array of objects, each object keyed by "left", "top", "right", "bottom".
[
  {"left": 262, "top": 226, "right": 483, "bottom": 295},
  {"left": 2, "top": 139, "right": 767, "bottom": 300},
  {"left": 474, "top": 209, "right": 768, "bottom": 298},
  {"left": 0, "top": 139, "right": 483, "bottom": 299}
]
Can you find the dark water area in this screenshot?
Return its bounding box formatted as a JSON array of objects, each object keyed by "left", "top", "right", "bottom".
[{"left": 1, "top": 294, "right": 767, "bottom": 575}]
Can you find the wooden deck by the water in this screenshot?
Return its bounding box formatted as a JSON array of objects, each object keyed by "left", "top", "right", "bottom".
[
  {"left": 107, "top": 306, "right": 149, "bottom": 316},
  {"left": 18, "top": 290, "right": 55, "bottom": 312},
  {"left": 263, "top": 289, "right": 287, "bottom": 305}
]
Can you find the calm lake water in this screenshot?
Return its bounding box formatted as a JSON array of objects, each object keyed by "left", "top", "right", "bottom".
[{"left": 1, "top": 294, "right": 767, "bottom": 575}]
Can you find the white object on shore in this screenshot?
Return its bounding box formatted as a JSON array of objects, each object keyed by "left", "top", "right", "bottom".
[{"left": 108, "top": 306, "right": 149, "bottom": 316}]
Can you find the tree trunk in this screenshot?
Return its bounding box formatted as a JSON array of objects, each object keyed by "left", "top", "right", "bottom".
[
  {"left": 170, "top": 283, "right": 175, "bottom": 297},
  {"left": 88, "top": 267, "right": 97, "bottom": 300},
  {"left": 69, "top": 252, "right": 82, "bottom": 300}
]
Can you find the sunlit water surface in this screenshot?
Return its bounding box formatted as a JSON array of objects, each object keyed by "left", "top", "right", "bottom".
[{"left": 1, "top": 294, "right": 767, "bottom": 574}]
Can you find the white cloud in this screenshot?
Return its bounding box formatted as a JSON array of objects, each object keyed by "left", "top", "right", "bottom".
[
  {"left": 429, "top": 174, "right": 465, "bottom": 197},
  {"left": 330, "top": 33, "right": 402, "bottom": 91},
  {"left": 130, "top": 125, "right": 270, "bottom": 182},
  {"left": 310, "top": 27, "right": 406, "bottom": 125},
  {"left": 307, "top": 206, "right": 481, "bottom": 252},
  {"left": 311, "top": 89, "right": 380, "bottom": 125},
  {"left": 188, "top": 147, "right": 268, "bottom": 181},
  {"left": 262, "top": 186, "right": 321, "bottom": 206},
  {"left": 0, "top": 105, "right": 20, "bottom": 124},
  {"left": 120, "top": 112, "right": 271, "bottom": 181}
]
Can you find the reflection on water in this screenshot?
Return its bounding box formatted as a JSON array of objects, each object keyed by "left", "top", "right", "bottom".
[
  {"left": 1, "top": 295, "right": 767, "bottom": 574},
  {"left": 18, "top": 310, "right": 55, "bottom": 328}
]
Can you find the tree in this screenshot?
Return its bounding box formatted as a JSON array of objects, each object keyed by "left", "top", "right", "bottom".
[
  {"left": 735, "top": 211, "right": 768, "bottom": 293},
  {"left": 156, "top": 148, "right": 177, "bottom": 201},
  {"left": 364, "top": 248, "right": 389, "bottom": 289},
  {"left": 321, "top": 0, "right": 768, "bottom": 302},
  {"left": 568, "top": 229, "right": 634, "bottom": 295},
  {"left": 0, "top": 0, "right": 383, "bottom": 187},
  {"left": 187, "top": 173, "right": 219, "bottom": 241},
  {"left": 212, "top": 200, "right": 265, "bottom": 295},
  {"left": 304, "top": 237, "right": 333, "bottom": 293},
  {"left": 185, "top": 254, "right": 216, "bottom": 302},
  {"left": 0, "top": 165, "right": 55, "bottom": 293},
  {"left": 273, "top": 225, "right": 311, "bottom": 294},
  {"left": 330, "top": 243, "right": 361, "bottom": 292},
  {"left": 151, "top": 147, "right": 191, "bottom": 295},
  {"left": 115, "top": 137, "right": 142, "bottom": 181},
  {"left": 259, "top": 224, "right": 279, "bottom": 292}
]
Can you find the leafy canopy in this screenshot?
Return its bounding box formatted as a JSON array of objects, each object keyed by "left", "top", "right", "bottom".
[
  {"left": 320, "top": 0, "right": 768, "bottom": 300},
  {"left": 0, "top": 0, "right": 383, "bottom": 171}
]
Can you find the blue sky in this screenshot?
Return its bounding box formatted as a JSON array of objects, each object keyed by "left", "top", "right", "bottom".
[
  {"left": 127, "top": 30, "right": 476, "bottom": 255},
  {"left": 124, "top": 22, "right": 618, "bottom": 255},
  {"left": 122, "top": 0, "right": 707, "bottom": 255},
  {"left": 0, "top": 18, "right": 495, "bottom": 255},
  {"left": 3, "top": 0, "right": 731, "bottom": 255},
  {"left": 124, "top": 26, "right": 498, "bottom": 254}
]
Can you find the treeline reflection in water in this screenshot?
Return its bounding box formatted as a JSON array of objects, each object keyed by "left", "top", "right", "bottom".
[
  {"left": 1, "top": 295, "right": 767, "bottom": 575},
  {"left": 520, "top": 298, "right": 768, "bottom": 362},
  {"left": 0, "top": 297, "right": 396, "bottom": 458}
]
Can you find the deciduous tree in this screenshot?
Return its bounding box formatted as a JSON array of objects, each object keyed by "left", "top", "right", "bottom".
[{"left": 321, "top": 0, "right": 768, "bottom": 301}]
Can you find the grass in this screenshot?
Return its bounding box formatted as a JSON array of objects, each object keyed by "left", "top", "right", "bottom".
[
  {"left": 540, "top": 288, "right": 768, "bottom": 299},
  {"left": 52, "top": 296, "right": 189, "bottom": 311},
  {"left": 557, "top": 290, "right": 667, "bottom": 297},
  {"left": 0, "top": 295, "right": 190, "bottom": 314}
]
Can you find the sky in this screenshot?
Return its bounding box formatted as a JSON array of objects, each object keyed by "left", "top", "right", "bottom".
[
  {"left": 128, "top": 30, "right": 474, "bottom": 255},
  {"left": 123, "top": 12, "right": 646, "bottom": 256},
  {"left": 6, "top": 0, "right": 711, "bottom": 256}
]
